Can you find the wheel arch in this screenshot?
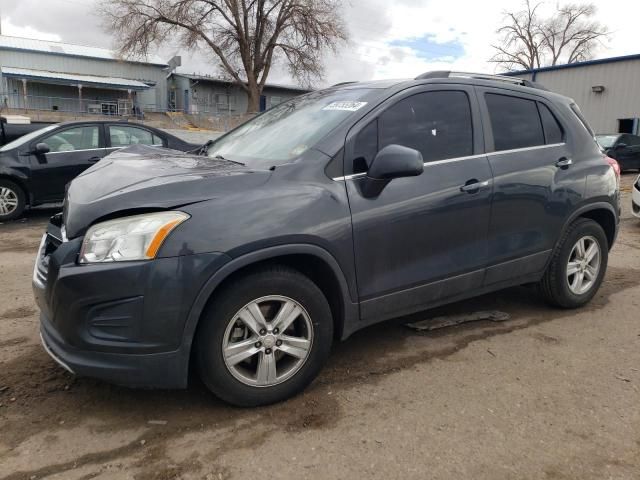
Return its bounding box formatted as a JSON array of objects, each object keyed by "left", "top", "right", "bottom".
[
  {"left": 565, "top": 203, "right": 618, "bottom": 250},
  {"left": 181, "top": 244, "right": 359, "bottom": 376},
  {"left": 0, "top": 173, "right": 30, "bottom": 205}
]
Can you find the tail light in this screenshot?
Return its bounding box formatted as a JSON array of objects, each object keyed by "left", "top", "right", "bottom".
[{"left": 606, "top": 156, "right": 620, "bottom": 179}]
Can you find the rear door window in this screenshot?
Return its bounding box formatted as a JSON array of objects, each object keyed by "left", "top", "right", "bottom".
[
  {"left": 109, "top": 126, "right": 160, "bottom": 147},
  {"left": 485, "top": 93, "right": 544, "bottom": 151}
]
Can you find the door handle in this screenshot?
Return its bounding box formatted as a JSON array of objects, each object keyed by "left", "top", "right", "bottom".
[
  {"left": 88, "top": 156, "right": 102, "bottom": 163},
  {"left": 556, "top": 157, "right": 573, "bottom": 168},
  {"left": 460, "top": 180, "right": 490, "bottom": 193}
]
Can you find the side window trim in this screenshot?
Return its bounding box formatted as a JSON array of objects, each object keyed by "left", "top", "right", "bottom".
[{"left": 343, "top": 84, "right": 483, "bottom": 176}]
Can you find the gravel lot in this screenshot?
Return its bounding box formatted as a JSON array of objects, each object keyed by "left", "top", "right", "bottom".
[{"left": 0, "top": 174, "right": 639, "bottom": 480}]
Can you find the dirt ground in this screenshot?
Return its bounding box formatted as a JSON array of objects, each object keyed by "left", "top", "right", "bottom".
[{"left": 1, "top": 174, "right": 639, "bottom": 480}]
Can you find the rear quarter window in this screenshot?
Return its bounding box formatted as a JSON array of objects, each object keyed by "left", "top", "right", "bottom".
[
  {"left": 570, "top": 103, "right": 595, "bottom": 136},
  {"left": 538, "top": 103, "right": 564, "bottom": 144}
]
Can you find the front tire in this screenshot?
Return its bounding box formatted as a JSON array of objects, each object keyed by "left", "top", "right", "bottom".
[
  {"left": 0, "top": 179, "right": 26, "bottom": 221},
  {"left": 538, "top": 218, "right": 608, "bottom": 308},
  {"left": 196, "top": 266, "right": 333, "bottom": 407}
]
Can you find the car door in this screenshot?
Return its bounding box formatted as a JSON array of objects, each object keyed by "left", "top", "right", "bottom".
[
  {"left": 29, "top": 124, "right": 106, "bottom": 202},
  {"left": 477, "top": 87, "right": 581, "bottom": 285},
  {"left": 615, "top": 134, "right": 640, "bottom": 170},
  {"left": 106, "top": 124, "right": 165, "bottom": 154},
  {"left": 344, "top": 85, "right": 493, "bottom": 323}
]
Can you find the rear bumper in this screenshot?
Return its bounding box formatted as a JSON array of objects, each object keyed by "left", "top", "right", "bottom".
[
  {"left": 632, "top": 180, "right": 640, "bottom": 218},
  {"left": 32, "top": 226, "right": 230, "bottom": 388}
]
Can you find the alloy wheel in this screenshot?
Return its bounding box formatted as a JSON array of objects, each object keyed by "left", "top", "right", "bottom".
[
  {"left": 0, "top": 187, "right": 18, "bottom": 216},
  {"left": 221, "top": 295, "right": 314, "bottom": 387},
  {"left": 566, "top": 235, "right": 601, "bottom": 295}
]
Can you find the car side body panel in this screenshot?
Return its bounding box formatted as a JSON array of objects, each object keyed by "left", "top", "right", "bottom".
[
  {"left": 31, "top": 76, "right": 621, "bottom": 391},
  {"left": 161, "top": 157, "right": 359, "bottom": 304}
]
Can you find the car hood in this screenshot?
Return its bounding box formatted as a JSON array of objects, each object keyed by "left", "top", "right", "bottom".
[{"left": 64, "top": 145, "right": 270, "bottom": 238}]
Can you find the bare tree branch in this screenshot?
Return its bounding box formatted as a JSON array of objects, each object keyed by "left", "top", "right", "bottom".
[
  {"left": 490, "top": 1, "right": 608, "bottom": 72},
  {"left": 98, "top": 0, "right": 347, "bottom": 112}
]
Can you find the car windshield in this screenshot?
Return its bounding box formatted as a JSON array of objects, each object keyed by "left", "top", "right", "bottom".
[
  {"left": 595, "top": 135, "right": 619, "bottom": 149},
  {"left": 0, "top": 124, "right": 57, "bottom": 152},
  {"left": 207, "top": 88, "right": 376, "bottom": 168}
]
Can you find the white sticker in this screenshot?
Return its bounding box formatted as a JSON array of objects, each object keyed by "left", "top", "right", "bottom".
[{"left": 322, "top": 101, "right": 368, "bottom": 112}]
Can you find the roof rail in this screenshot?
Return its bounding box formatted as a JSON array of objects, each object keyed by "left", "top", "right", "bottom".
[
  {"left": 415, "top": 71, "right": 547, "bottom": 90},
  {"left": 331, "top": 81, "right": 358, "bottom": 87}
]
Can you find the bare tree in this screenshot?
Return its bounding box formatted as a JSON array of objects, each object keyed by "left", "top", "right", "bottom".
[
  {"left": 490, "top": 1, "right": 608, "bottom": 71},
  {"left": 99, "top": 0, "right": 347, "bottom": 112}
]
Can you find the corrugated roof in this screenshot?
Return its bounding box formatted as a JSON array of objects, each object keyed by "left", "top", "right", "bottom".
[
  {"left": 504, "top": 53, "right": 640, "bottom": 76},
  {"left": 1, "top": 66, "right": 151, "bottom": 90},
  {"left": 172, "top": 72, "right": 311, "bottom": 92},
  {"left": 0, "top": 35, "right": 167, "bottom": 66}
]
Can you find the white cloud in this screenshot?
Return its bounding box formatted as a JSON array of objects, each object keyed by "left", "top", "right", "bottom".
[
  {"left": 1, "top": 0, "right": 638, "bottom": 88},
  {"left": 1, "top": 17, "right": 62, "bottom": 42}
]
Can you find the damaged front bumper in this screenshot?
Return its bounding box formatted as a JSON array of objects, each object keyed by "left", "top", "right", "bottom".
[{"left": 32, "top": 216, "right": 229, "bottom": 388}]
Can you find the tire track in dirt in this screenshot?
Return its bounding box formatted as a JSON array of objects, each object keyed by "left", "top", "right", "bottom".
[{"left": 2, "top": 266, "right": 638, "bottom": 479}]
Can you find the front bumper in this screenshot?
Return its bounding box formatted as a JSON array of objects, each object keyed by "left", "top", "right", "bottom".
[
  {"left": 40, "top": 317, "right": 188, "bottom": 388},
  {"left": 33, "top": 222, "right": 229, "bottom": 388},
  {"left": 632, "top": 178, "right": 640, "bottom": 218}
]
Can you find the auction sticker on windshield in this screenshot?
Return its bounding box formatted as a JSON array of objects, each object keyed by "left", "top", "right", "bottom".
[{"left": 322, "top": 101, "right": 368, "bottom": 112}]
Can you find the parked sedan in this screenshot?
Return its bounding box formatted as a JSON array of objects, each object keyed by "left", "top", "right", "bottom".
[
  {"left": 0, "top": 121, "right": 199, "bottom": 220},
  {"left": 0, "top": 116, "right": 55, "bottom": 146},
  {"left": 596, "top": 133, "right": 640, "bottom": 171}
]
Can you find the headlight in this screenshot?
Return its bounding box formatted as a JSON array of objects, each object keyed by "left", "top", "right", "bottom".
[{"left": 79, "top": 211, "right": 189, "bottom": 264}]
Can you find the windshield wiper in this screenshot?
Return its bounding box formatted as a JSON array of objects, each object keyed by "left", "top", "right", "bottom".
[
  {"left": 214, "top": 154, "right": 245, "bottom": 166},
  {"left": 189, "top": 139, "right": 215, "bottom": 156}
]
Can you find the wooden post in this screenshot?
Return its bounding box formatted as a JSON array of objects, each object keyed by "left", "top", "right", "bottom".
[
  {"left": 77, "top": 84, "right": 83, "bottom": 115},
  {"left": 21, "top": 78, "right": 27, "bottom": 112}
]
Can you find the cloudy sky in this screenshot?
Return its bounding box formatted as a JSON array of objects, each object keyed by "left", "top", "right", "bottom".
[{"left": 1, "top": 0, "right": 638, "bottom": 88}]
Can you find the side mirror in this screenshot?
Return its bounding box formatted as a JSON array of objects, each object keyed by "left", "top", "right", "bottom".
[
  {"left": 33, "top": 143, "right": 51, "bottom": 155},
  {"left": 615, "top": 142, "right": 628, "bottom": 150},
  {"left": 28, "top": 143, "right": 50, "bottom": 163},
  {"left": 367, "top": 144, "right": 424, "bottom": 180}
]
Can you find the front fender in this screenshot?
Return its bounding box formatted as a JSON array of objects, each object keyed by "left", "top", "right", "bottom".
[{"left": 179, "top": 243, "right": 359, "bottom": 366}]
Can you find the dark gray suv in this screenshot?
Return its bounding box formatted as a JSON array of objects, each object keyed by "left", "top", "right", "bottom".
[{"left": 33, "top": 72, "right": 620, "bottom": 406}]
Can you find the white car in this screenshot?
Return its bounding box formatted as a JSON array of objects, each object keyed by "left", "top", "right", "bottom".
[{"left": 633, "top": 175, "right": 640, "bottom": 218}]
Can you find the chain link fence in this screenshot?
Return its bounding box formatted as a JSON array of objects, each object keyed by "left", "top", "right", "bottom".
[{"left": 0, "top": 92, "right": 254, "bottom": 132}]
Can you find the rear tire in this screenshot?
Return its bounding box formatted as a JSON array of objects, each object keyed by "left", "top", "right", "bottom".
[
  {"left": 196, "top": 265, "right": 333, "bottom": 407},
  {"left": 0, "top": 179, "right": 26, "bottom": 221},
  {"left": 538, "top": 218, "right": 608, "bottom": 308}
]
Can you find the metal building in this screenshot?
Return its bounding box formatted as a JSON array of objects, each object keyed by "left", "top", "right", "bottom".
[
  {"left": 169, "top": 73, "right": 310, "bottom": 114},
  {"left": 507, "top": 54, "right": 640, "bottom": 135},
  {"left": 0, "top": 35, "right": 169, "bottom": 116}
]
